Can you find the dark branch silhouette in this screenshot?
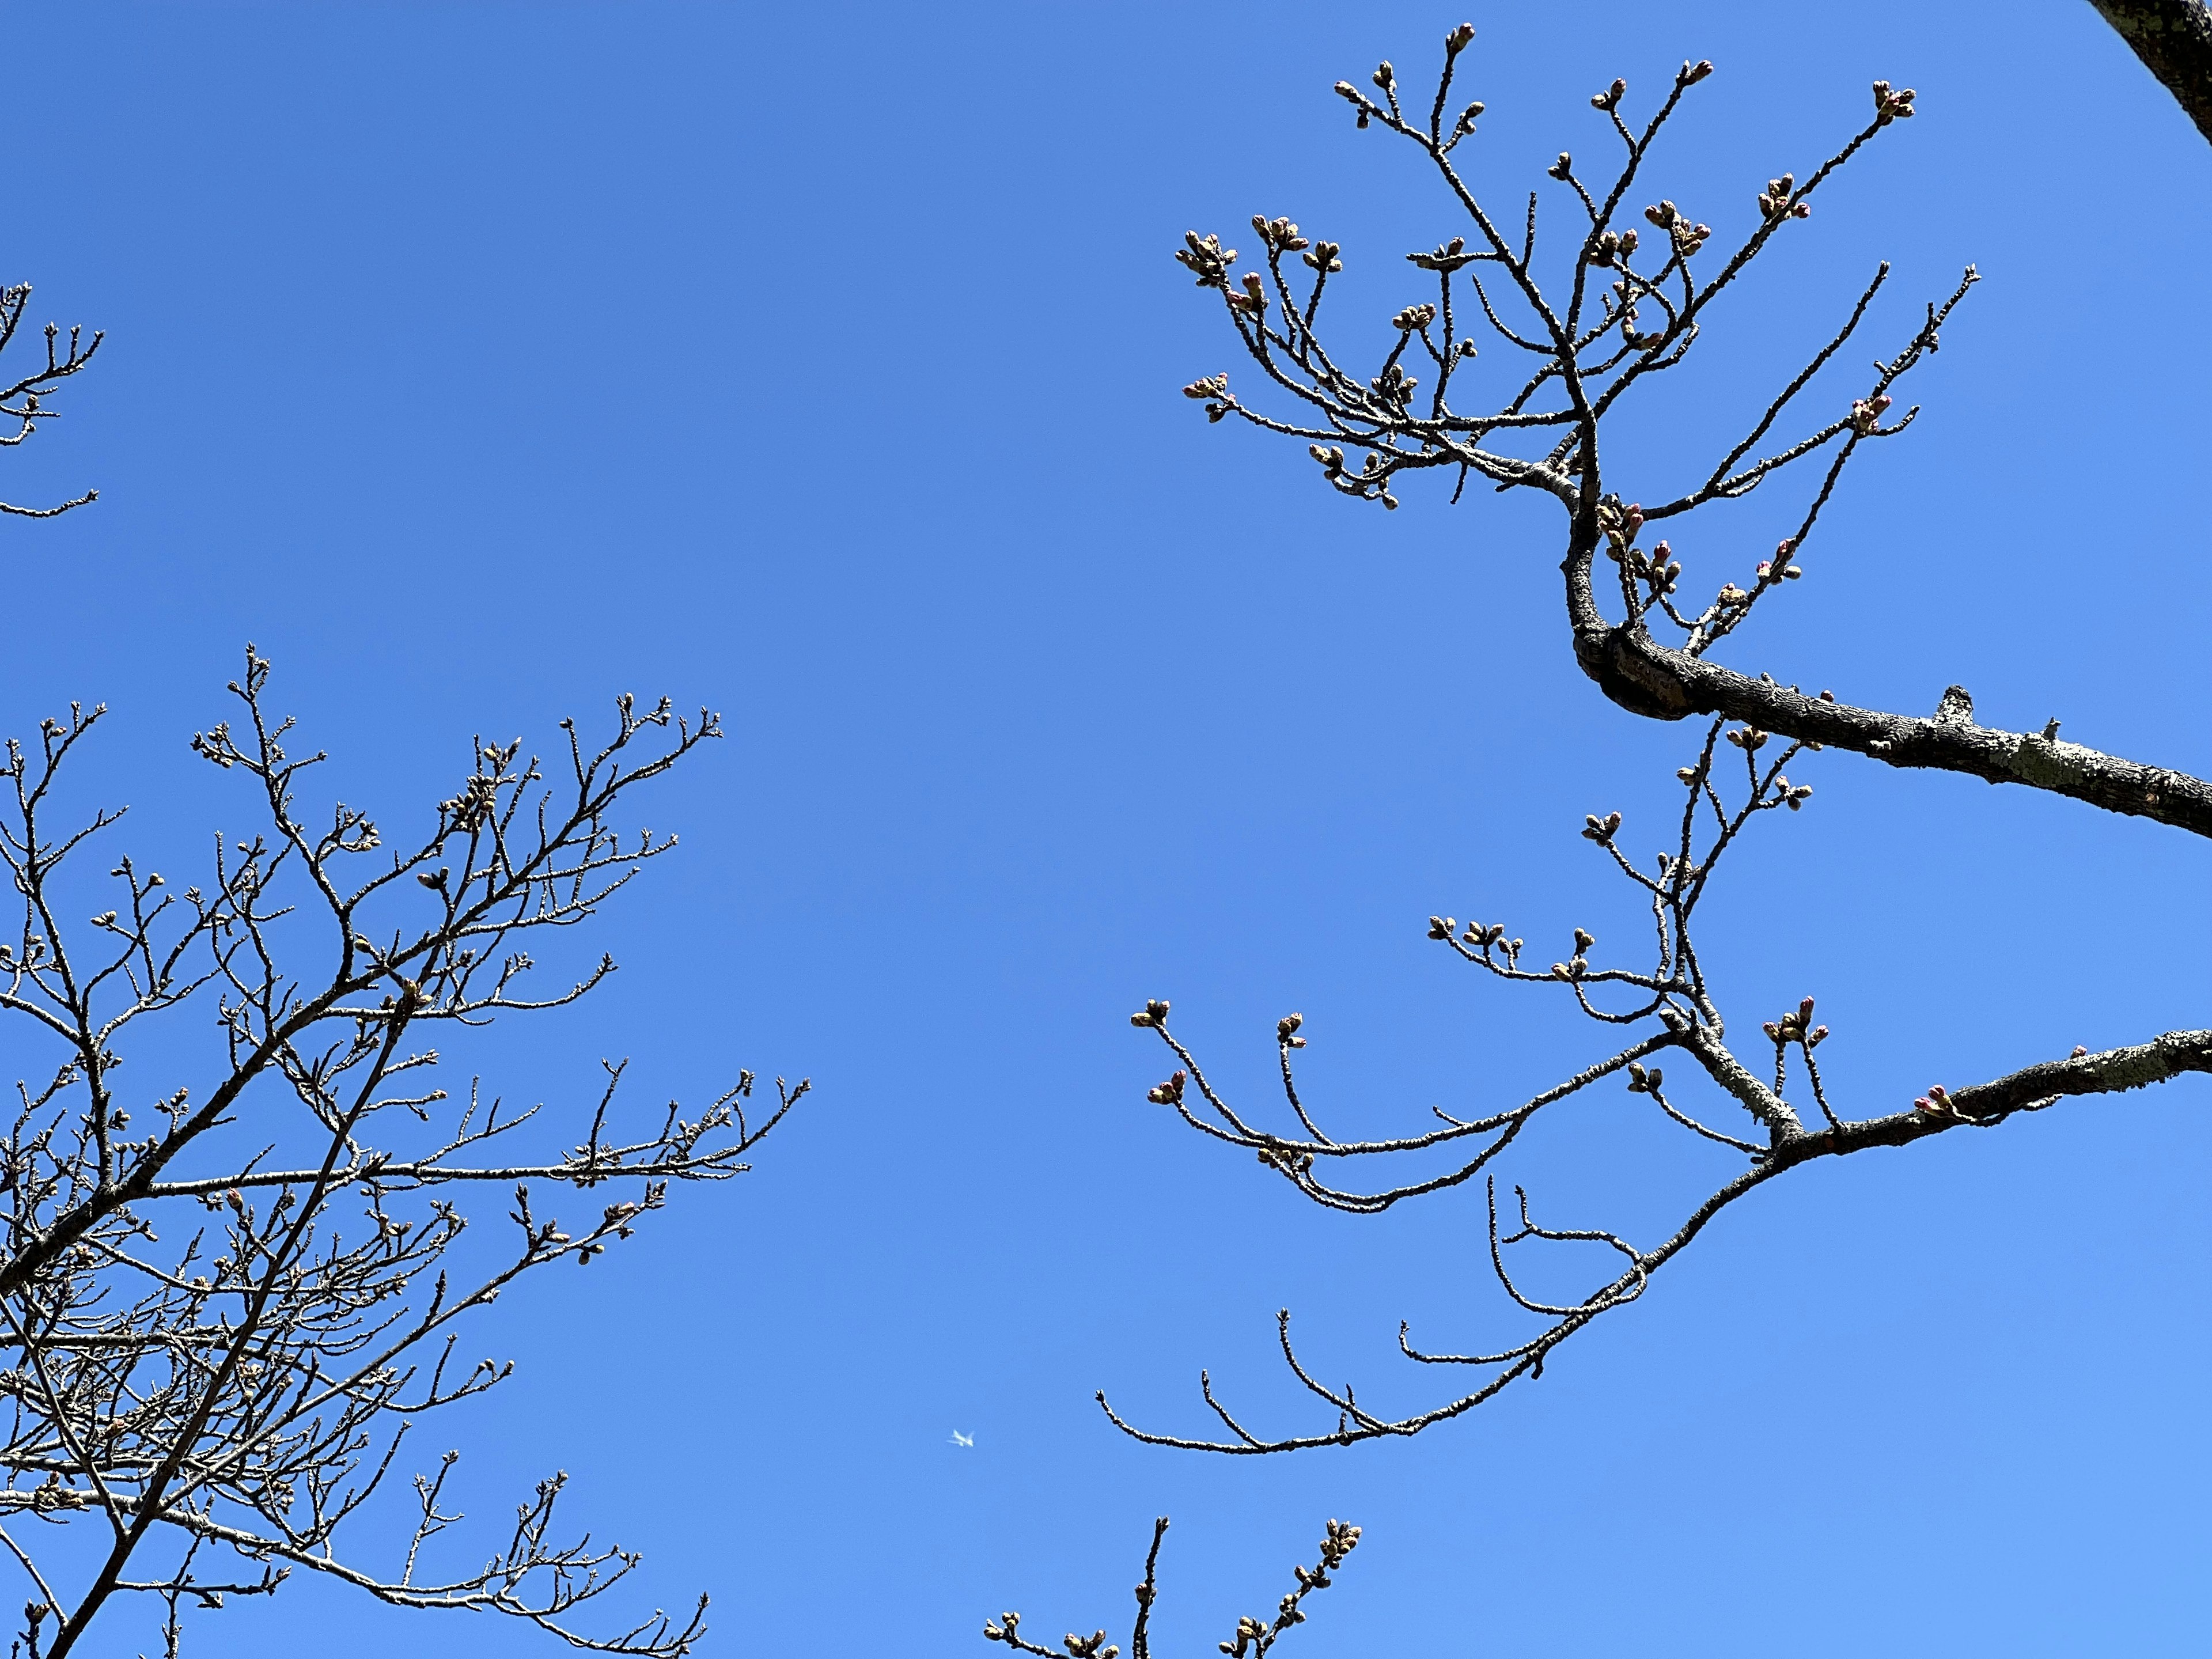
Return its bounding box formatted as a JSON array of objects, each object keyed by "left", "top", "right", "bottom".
[
  {"left": 1108, "top": 24, "right": 2212, "bottom": 1455},
  {"left": 0, "top": 650, "right": 802, "bottom": 1655},
  {"left": 981, "top": 1517, "right": 1359, "bottom": 1659},
  {"left": 0, "top": 274, "right": 100, "bottom": 519}
]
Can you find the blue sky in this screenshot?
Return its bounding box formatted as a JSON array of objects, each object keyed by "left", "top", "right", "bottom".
[{"left": 5, "top": 2, "right": 2209, "bottom": 1654}]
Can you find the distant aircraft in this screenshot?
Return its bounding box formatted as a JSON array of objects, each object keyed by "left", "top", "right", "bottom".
[{"left": 949, "top": 1430, "right": 974, "bottom": 1448}]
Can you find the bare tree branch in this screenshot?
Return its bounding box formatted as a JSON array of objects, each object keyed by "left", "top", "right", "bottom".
[
  {"left": 1172, "top": 37, "right": 2212, "bottom": 842},
  {"left": 1103, "top": 709, "right": 2211, "bottom": 1453},
  {"left": 2092, "top": 0, "right": 2212, "bottom": 142},
  {"left": 982, "top": 1517, "right": 1360, "bottom": 1659},
  {"left": 0, "top": 279, "right": 100, "bottom": 519},
  {"left": 0, "top": 649, "right": 802, "bottom": 1656}
]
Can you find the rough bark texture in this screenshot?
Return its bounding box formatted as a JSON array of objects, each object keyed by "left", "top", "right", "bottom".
[
  {"left": 2093, "top": 0, "right": 2212, "bottom": 142},
  {"left": 1566, "top": 586, "right": 2212, "bottom": 842},
  {"left": 1767, "top": 1029, "right": 2212, "bottom": 1172}
]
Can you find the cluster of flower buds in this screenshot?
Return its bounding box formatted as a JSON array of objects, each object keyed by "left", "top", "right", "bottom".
[
  {"left": 1581, "top": 810, "right": 1623, "bottom": 843},
  {"left": 1458, "top": 920, "right": 1514, "bottom": 953},
  {"left": 1221, "top": 1615, "right": 1270, "bottom": 1657},
  {"left": 1445, "top": 22, "right": 1475, "bottom": 55},
  {"left": 982, "top": 1612, "right": 1024, "bottom": 1645},
  {"left": 1257, "top": 1143, "right": 1316, "bottom": 1175},
  {"left": 1624, "top": 1059, "right": 1666, "bottom": 1093},
  {"left": 1763, "top": 997, "right": 1828, "bottom": 1048},
  {"left": 1252, "top": 215, "right": 1309, "bottom": 255},
  {"left": 1637, "top": 537, "right": 1684, "bottom": 594},
  {"left": 1757, "top": 174, "right": 1811, "bottom": 221},
  {"left": 1871, "top": 80, "right": 1916, "bottom": 123},
  {"left": 1755, "top": 539, "right": 1803, "bottom": 583},
  {"left": 1913, "top": 1083, "right": 1957, "bottom": 1116},
  {"left": 1643, "top": 199, "right": 1713, "bottom": 255},
  {"left": 1176, "top": 232, "right": 1237, "bottom": 290},
  {"left": 1227, "top": 271, "right": 1268, "bottom": 315},
  {"left": 1308, "top": 446, "right": 1396, "bottom": 508},
  {"left": 1588, "top": 227, "right": 1640, "bottom": 268},
  {"left": 1725, "top": 725, "right": 1767, "bottom": 752},
  {"left": 1129, "top": 998, "right": 1171, "bottom": 1028},
  {"left": 1368, "top": 361, "right": 1419, "bottom": 406},
  {"left": 1599, "top": 497, "right": 1644, "bottom": 548},
  {"left": 1608, "top": 527, "right": 1680, "bottom": 593},
  {"left": 1850, "top": 393, "right": 1893, "bottom": 435},
  {"left": 1452, "top": 99, "right": 1485, "bottom": 138},
  {"left": 1183, "top": 373, "right": 1236, "bottom": 424},
  {"left": 1427, "top": 914, "right": 1459, "bottom": 940},
  {"left": 1774, "top": 775, "right": 1814, "bottom": 810},
  {"left": 1318, "top": 1518, "right": 1361, "bottom": 1567},
  {"left": 1591, "top": 77, "right": 1628, "bottom": 112},
  {"left": 1678, "top": 59, "right": 1715, "bottom": 86},
  {"left": 2070, "top": 1044, "right": 2089, "bottom": 1059},
  {"left": 1547, "top": 151, "right": 1574, "bottom": 181},
  {"left": 1408, "top": 236, "right": 1478, "bottom": 273},
  {"left": 1278, "top": 1012, "right": 1308, "bottom": 1048},
  {"left": 1065, "top": 1629, "right": 1118, "bottom": 1658},
  {"left": 1334, "top": 79, "right": 1381, "bottom": 128},
  {"left": 1392, "top": 302, "right": 1437, "bottom": 332},
  {"left": 1147, "top": 1069, "right": 1188, "bottom": 1105},
  {"left": 1304, "top": 239, "right": 1344, "bottom": 273}
]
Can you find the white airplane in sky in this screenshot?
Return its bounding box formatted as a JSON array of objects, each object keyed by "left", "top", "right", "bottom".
[{"left": 949, "top": 1430, "right": 974, "bottom": 1448}]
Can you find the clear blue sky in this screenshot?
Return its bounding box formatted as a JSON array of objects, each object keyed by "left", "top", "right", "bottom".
[{"left": 5, "top": 2, "right": 2209, "bottom": 1654}]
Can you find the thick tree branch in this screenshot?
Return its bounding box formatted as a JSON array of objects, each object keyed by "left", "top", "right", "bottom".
[
  {"left": 1566, "top": 597, "right": 2212, "bottom": 839},
  {"left": 2092, "top": 0, "right": 2212, "bottom": 142}
]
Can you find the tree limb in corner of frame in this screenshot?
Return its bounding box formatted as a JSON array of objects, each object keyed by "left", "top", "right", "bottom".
[
  {"left": 2091, "top": 0, "right": 2212, "bottom": 144},
  {"left": 1111, "top": 26, "right": 2212, "bottom": 1455},
  {"left": 0, "top": 648, "right": 804, "bottom": 1657}
]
